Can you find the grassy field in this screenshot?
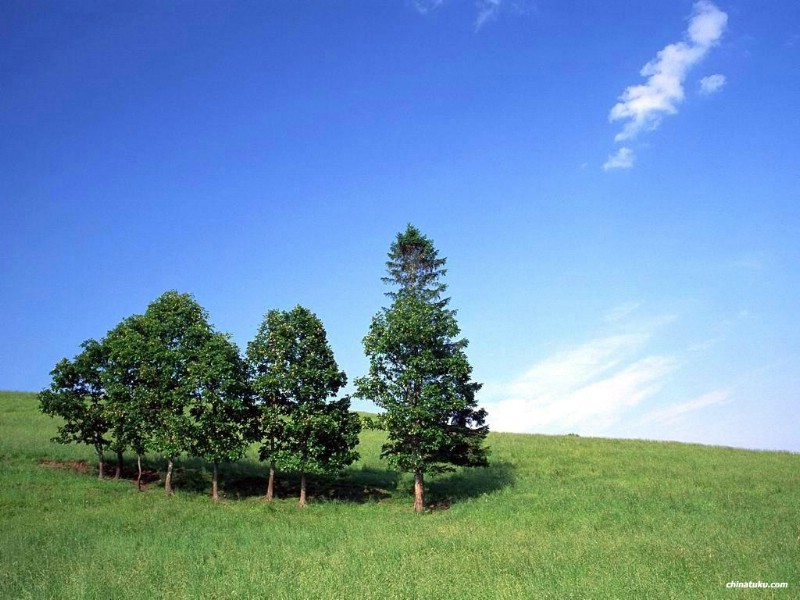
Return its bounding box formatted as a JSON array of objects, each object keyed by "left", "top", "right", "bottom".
[{"left": 1, "top": 390, "right": 797, "bottom": 599}]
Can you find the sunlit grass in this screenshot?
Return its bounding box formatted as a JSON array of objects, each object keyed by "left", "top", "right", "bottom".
[{"left": 1, "top": 390, "right": 797, "bottom": 598}]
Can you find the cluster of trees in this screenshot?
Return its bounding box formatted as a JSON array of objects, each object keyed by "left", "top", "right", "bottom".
[
  {"left": 39, "top": 295, "right": 357, "bottom": 506},
  {"left": 40, "top": 225, "right": 488, "bottom": 512}
]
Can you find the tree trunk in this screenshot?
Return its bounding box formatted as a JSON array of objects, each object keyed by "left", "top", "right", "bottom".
[
  {"left": 115, "top": 448, "right": 123, "bottom": 479},
  {"left": 299, "top": 471, "right": 307, "bottom": 508},
  {"left": 413, "top": 469, "right": 425, "bottom": 513},
  {"left": 265, "top": 461, "right": 275, "bottom": 501},
  {"left": 136, "top": 454, "right": 143, "bottom": 491},
  {"left": 211, "top": 462, "right": 220, "bottom": 502},
  {"left": 97, "top": 448, "right": 105, "bottom": 480},
  {"left": 164, "top": 457, "right": 174, "bottom": 496}
]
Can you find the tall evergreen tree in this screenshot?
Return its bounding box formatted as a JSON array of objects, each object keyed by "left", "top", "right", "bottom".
[
  {"left": 356, "top": 224, "right": 488, "bottom": 512},
  {"left": 248, "top": 306, "right": 360, "bottom": 507}
]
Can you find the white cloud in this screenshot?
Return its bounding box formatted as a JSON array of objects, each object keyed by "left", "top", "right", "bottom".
[
  {"left": 699, "top": 73, "right": 726, "bottom": 95},
  {"left": 411, "top": 0, "right": 444, "bottom": 15},
  {"left": 483, "top": 329, "right": 677, "bottom": 435},
  {"left": 608, "top": 1, "right": 728, "bottom": 142},
  {"left": 475, "top": 0, "right": 502, "bottom": 31},
  {"left": 640, "top": 389, "right": 730, "bottom": 426},
  {"left": 410, "top": 0, "right": 531, "bottom": 31},
  {"left": 604, "top": 302, "right": 641, "bottom": 323},
  {"left": 603, "top": 147, "right": 635, "bottom": 170}
]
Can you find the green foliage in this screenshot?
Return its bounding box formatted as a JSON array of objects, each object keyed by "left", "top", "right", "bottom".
[
  {"left": 356, "top": 225, "right": 488, "bottom": 477},
  {"left": 359, "top": 413, "right": 384, "bottom": 431},
  {"left": 246, "top": 309, "right": 293, "bottom": 468},
  {"left": 382, "top": 223, "right": 447, "bottom": 303},
  {"left": 249, "top": 306, "right": 360, "bottom": 481},
  {"left": 40, "top": 290, "right": 259, "bottom": 495},
  {"left": 38, "top": 339, "right": 111, "bottom": 470},
  {"left": 188, "top": 331, "right": 255, "bottom": 465},
  {"left": 128, "top": 291, "right": 215, "bottom": 461},
  {"left": 103, "top": 315, "right": 149, "bottom": 457}
]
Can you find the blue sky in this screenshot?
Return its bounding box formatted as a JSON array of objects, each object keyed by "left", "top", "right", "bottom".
[{"left": 2, "top": 1, "right": 798, "bottom": 452}]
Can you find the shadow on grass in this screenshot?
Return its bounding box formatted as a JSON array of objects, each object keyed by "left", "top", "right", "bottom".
[
  {"left": 44, "top": 455, "right": 515, "bottom": 508},
  {"left": 424, "top": 460, "right": 516, "bottom": 510},
  {"left": 128, "top": 456, "right": 402, "bottom": 503},
  {"left": 220, "top": 462, "right": 402, "bottom": 503}
]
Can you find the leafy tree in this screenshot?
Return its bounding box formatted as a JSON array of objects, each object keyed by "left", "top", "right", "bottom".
[
  {"left": 126, "top": 291, "right": 215, "bottom": 495},
  {"left": 188, "top": 331, "right": 255, "bottom": 501},
  {"left": 103, "top": 314, "right": 151, "bottom": 489},
  {"left": 39, "top": 339, "right": 111, "bottom": 479},
  {"left": 246, "top": 310, "right": 291, "bottom": 501},
  {"left": 249, "top": 306, "right": 360, "bottom": 507},
  {"left": 40, "top": 291, "right": 255, "bottom": 498},
  {"left": 355, "top": 224, "right": 488, "bottom": 512}
]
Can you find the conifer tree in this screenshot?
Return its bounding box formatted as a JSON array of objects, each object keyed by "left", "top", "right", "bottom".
[{"left": 356, "top": 225, "right": 488, "bottom": 512}]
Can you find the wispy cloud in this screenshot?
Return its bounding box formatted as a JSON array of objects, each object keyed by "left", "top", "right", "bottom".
[
  {"left": 640, "top": 389, "right": 730, "bottom": 426},
  {"left": 410, "top": 0, "right": 532, "bottom": 32},
  {"left": 483, "top": 326, "right": 677, "bottom": 435},
  {"left": 603, "top": 147, "right": 635, "bottom": 170},
  {"left": 699, "top": 73, "right": 726, "bottom": 95},
  {"left": 475, "top": 0, "right": 502, "bottom": 31},
  {"left": 604, "top": 302, "right": 641, "bottom": 323},
  {"left": 609, "top": 1, "right": 727, "bottom": 142},
  {"left": 410, "top": 0, "right": 444, "bottom": 15}
]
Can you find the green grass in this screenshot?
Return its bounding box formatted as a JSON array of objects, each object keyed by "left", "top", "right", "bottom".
[{"left": 1, "top": 390, "right": 797, "bottom": 599}]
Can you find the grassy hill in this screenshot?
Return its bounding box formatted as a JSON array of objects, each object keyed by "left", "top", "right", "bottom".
[{"left": 1, "top": 390, "right": 797, "bottom": 599}]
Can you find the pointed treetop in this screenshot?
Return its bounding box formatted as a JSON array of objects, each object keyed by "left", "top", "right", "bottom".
[{"left": 382, "top": 224, "right": 448, "bottom": 302}]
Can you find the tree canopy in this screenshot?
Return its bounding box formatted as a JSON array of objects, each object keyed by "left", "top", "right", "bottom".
[
  {"left": 38, "top": 230, "right": 488, "bottom": 512},
  {"left": 39, "top": 338, "right": 111, "bottom": 479},
  {"left": 356, "top": 224, "right": 488, "bottom": 512},
  {"left": 249, "top": 306, "right": 360, "bottom": 506}
]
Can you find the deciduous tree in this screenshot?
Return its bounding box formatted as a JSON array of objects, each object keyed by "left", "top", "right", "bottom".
[
  {"left": 188, "top": 331, "right": 254, "bottom": 501},
  {"left": 246, "top": 310, "right": 291, "bottom": 501},
  {"left": 127, "top": 291, "right": 215, "bottom": 495},
  {"left": 104, "top": 314, "right": 151, "bottom": 488},
  {"left": 39, "top": 339, "right": 111, "bottom": 479},
  {"left": 249, "top": 306, "right": 359, "bottom": 507}
]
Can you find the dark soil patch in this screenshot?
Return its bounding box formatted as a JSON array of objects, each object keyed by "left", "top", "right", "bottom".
[
  {"left": 38, "top": 460, "right": 161, "bottom": 488},
  {"left": 39, "top": 459, "right": 89, "bottom": 473},
  {"left": 117, "top": 466, "right": 161, "bottom": 489},
  {"left": 425, "top": 498, "right": 451, "bottom": 511}
]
